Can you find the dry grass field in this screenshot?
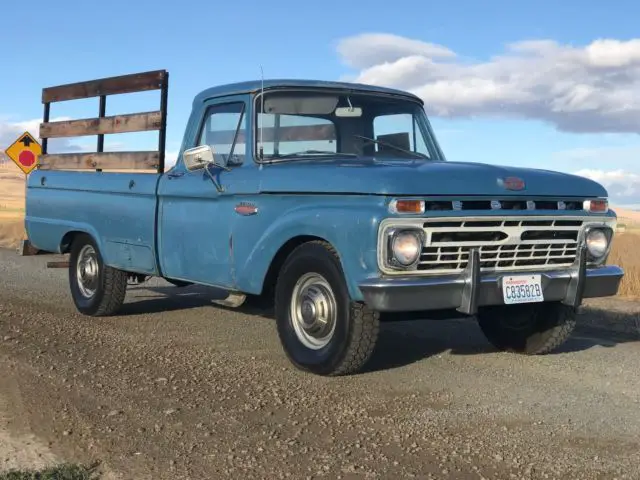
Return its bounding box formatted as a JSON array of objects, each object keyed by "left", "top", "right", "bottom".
[
  {"left": 1, "top": 158, "right": 639, "bottom": 298},
  {"left": 609, "top": 207, "right": 640, "bottom": 298},
  {"left": 607, "top": 232, "right": 640, "bottom": 299},
  {"left": 0, "top": 160, "right": 26, "bottom": 249}
]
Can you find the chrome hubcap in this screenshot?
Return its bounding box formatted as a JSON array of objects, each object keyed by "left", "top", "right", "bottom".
[
  {"left": 76, "top": 244, "right": 99, "bottom": 298},
  {"left": 290, "top": 273, "right": 337, "bottom": 349}
]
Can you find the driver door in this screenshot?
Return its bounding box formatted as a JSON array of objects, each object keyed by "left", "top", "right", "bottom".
[{"left": 157, "top": 95, "right": 258, "bottom": 289}]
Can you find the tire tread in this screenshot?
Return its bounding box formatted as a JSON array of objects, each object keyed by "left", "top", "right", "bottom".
[
  {"left": 330, "top": 301, "right": 380, "bottom": 376},
  {"left": 94, "top": 265, "right": 128, "bottom": 316},
  {"left": 477, "top": 302, "right": 577, "bottom": 355},
  {"left": 527, "top": 304, "right": 576, "bottom": 355}
]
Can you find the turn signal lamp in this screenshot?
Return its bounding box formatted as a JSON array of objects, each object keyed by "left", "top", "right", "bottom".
[
  {"left": 389, "top": 199, "right": 425, "bottom": 214},
  {"left": 583, "top": 199, "right": 609, "bottom": 213}
]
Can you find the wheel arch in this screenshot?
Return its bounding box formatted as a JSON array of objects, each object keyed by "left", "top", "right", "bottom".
[
  {"left": 60, "top": 230, "right": 90, "bottom": 254},
  {"left": 259, "top": 234, "right": 334, "bottom": 296}
]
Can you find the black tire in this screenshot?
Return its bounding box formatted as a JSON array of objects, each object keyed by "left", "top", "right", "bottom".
[
  {"left": 68, "top": 233, "right": 127, "bottom": 316},
  {"left": 476, "top": 302, "right": 577, "bottom": 354},
  {"left": 274, "top": 240, "right": 380, "bottom": 376}
]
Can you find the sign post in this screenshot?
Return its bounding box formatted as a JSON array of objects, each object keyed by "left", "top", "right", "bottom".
[{"left": 4, "top": 131, "right": 42, "bottom": 255}]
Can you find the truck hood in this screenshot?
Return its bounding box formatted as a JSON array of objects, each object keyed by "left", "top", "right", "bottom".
[{"left": 259, "top": 158, "right": 608, "bottom": 198}]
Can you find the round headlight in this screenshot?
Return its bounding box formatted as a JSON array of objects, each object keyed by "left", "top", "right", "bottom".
[
  {"left": 391, "top": 231, "right": 422, "bottom": 266},
  {"left": 586, "top": 229, "right": 608, "bottom": 258}
]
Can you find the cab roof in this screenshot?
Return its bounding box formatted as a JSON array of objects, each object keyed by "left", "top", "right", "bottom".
[{"left": 193, "top": 79, "right": 423, "bottom": 105}]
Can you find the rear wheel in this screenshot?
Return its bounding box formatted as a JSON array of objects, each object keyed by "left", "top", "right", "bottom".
[
  {"left": 274, "top": 241, "right": 379, "bottom": 376},
  {"left": 68, "top": 234, "right": 128, "bottom": 316},
  {"left": 476, "top": 302, "right": 577, "bottom": 354}
]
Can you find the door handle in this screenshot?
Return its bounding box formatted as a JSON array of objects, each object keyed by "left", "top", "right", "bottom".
[{"left": 167, "top": 171, "right": 184, "bottom": 179}]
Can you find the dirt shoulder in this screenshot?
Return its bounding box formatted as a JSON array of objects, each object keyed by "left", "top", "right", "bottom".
[{"left": 0, "top": 356, "right": 60, "bottom": 473}]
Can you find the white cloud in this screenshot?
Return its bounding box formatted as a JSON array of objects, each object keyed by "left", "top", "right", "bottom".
[
  {"left": 165, "top": 150, "right": 179, "bottom": 168},
  {"left": 575, "top": 169, "right": 640, "bottom": 205},
  {"left": 337, "top": 33, "right": 455, "bottom": 70},
  {"left": 337, "top": 33, "right": 640, "bottom": 134}
]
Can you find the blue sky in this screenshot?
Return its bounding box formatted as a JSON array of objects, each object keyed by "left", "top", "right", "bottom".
[{"left": 2, "top": 0, "right": 640, "bottom": 206}]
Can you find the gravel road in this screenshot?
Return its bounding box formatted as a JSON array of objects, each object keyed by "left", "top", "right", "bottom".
[{"left": 1, "top": 247, "right": 639, "bottom": 479}]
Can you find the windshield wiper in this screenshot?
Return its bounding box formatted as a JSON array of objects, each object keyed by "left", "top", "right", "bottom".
[
  {"left": 266, "top": 150, "right": 358, "bottom": 161},
  {"left": 353, "top": 134, "right": 429, "bottom": 159}
]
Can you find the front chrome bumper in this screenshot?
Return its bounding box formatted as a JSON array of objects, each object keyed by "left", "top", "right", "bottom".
[{"left": 359, "top": 246, "right": 624, "bottom": 314}]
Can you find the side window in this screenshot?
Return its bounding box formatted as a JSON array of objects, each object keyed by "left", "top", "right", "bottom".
[
  {"left": 257, "top": 113, "right": 336, "bottom": 157},
  {"left": 373, "top": 113, "right": 430, "bottom": 158},
  {"left": 198, "top": 102, "right": 246, "bottom": 165}
]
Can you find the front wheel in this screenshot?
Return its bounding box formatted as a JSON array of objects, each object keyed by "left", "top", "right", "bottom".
[
  {"left": 274, "top": 241, "right": 380, "bottom": 376},
  {"left": 476, "top": 302, "right": 577, "bottom": 354},
  {"left": 68, "top": 233, "right": 128, "bottom": 316}
]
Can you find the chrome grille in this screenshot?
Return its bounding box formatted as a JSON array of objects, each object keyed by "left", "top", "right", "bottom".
[
  {"left": 418, "top": 217, "right": 584, "bottom": 274},
  {"left": 421, "top": 198, "right": 585, "bottom": 212}
]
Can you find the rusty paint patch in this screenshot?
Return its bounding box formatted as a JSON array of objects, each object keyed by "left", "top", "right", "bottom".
[{"left": 498, "top": 176, "right": 526, "bottom": 191}]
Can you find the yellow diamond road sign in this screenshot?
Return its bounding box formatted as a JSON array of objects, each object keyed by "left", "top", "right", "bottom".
[{"left": 4, "top": 131, "right": 42, "bottom": 175}]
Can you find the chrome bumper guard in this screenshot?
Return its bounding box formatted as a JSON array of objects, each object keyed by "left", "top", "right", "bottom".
[{"left": 359, "top": 246, "right": 624, "bottom": 314}]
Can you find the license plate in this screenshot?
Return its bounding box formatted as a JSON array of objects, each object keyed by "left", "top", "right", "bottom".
[{"left": 502, "top": 274, "right": 544, "bottom": 305}]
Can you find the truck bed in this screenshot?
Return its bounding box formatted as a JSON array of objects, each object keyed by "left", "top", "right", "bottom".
[{"left": 26, "top": 170, "right": 161, "bottom": 274}]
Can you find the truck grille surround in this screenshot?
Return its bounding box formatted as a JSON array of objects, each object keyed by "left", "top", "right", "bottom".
[
  {"left": 379, "top": 214, "right": 616, "bottom": 276},
  {"left": 420, "top": 217, "right": 582, "bottom": 273}
]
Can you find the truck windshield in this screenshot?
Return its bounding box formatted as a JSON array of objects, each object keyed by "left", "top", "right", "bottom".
[{"left": 254, "top": 89, "right": 444, "bottom": 162}]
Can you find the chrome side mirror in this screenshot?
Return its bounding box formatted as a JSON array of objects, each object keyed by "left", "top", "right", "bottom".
[{"left": 183, "top": 145, "right": 214, "bottom": 171}]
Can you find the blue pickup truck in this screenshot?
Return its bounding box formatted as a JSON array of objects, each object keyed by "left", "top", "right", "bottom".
[{"left": 25, "top": 70, "right": 623, "bottom": 375}]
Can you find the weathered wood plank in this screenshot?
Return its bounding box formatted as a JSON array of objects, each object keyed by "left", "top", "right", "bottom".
[
  {"left": 275, "top": 124, "right": 335, "bottom": 142},
  {"left": 204, "top": 124, "right": 336, "bottom": 144},
  {"left": 42, "top": 70, "right": 167, "bottom": 103},
  {"left": 47, "top": 261, "right": 70, "bottom": 269},
  {"left": 38, "top": 151, "right": 160, "bottom": 170},
  {"left": 40, "top": 111, "right": 163, "bottom": 138}
]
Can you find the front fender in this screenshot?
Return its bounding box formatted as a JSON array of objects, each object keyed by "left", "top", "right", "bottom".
[{"left": 233, "top": 200, "right": 386, "bottom": 300}]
